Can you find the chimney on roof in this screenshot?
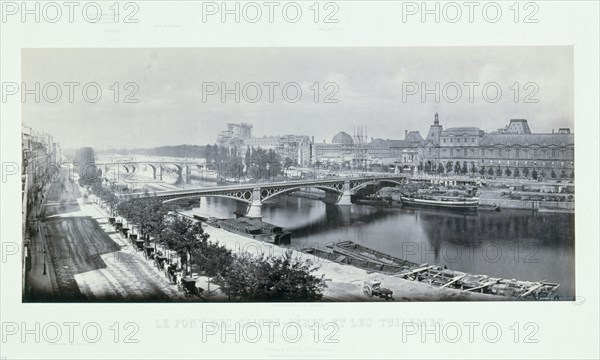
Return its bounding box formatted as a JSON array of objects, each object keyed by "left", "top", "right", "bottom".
[
  {"left": 405, "top": 130, "right": 408, "bottom": 138},
  {"left": 552, "top": 129, "right": 555, "bottom": 134}
]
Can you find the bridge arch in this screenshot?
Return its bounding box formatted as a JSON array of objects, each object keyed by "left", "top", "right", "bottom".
[
  {"left": 349, "top": 179, "right": 404, "bottom": 192},
  {"left": 260, "top": 185, "right": 343, "bottom": 203},
  {"left": 161, "top": 191, "right": 253, "bottom": 205},
  {"left": 145, "top": 163, "right": 158, "bottom": 179}
]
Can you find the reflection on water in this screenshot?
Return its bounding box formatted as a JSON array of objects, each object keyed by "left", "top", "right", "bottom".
[{"left": 190, "top": 195, "right": 575, "bottom": 297}]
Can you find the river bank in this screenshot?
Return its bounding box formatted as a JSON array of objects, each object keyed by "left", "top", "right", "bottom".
[{"left": 201, "top": 225, "right": 497, "bottom": 301}]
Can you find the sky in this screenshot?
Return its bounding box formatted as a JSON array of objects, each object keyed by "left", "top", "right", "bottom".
[{"left": 21, "top": 47, "right": 574, "bottom": 149}]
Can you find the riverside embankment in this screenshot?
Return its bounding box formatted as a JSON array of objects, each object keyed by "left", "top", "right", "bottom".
[{"left": 201, "top": 225, "right": 497, "bottom": 302}]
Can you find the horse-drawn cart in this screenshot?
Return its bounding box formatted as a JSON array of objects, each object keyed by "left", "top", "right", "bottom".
[
  {"left": 363, "top": 280, "right": 394, "bottom": 301},
  {"left": 154, "top": 255, "right": 168, "bottom": 269},
  {"left": 179, "top": 277, "right": 204, "bottom": 297},
  {"left": 143, "top": 245, "right": 155, "bottom": 259},
  {"left": 134, "top": 239, "right": 145, "bottom": 251}
]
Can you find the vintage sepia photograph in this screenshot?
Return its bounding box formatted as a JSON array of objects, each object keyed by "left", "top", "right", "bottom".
[
  {"left": 3, "top": 1, "right": 599, "bottom": 359},
  {"left": 21, "top": 47, "right": 575, "bottom": 303}
]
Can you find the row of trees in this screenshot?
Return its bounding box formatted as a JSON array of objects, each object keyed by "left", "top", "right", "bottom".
[
  {"left": 417, "top": 161, "right": 574, "bottom": 180},
  {"left": 97, "top": 190, "right": 326, "bottom": 301},
  {"left": 76, "top": 146, "right": 326, "bottom": 301},
  {"left": 204, "top": 144, "right": 284, "bottom": 180},
  {"left": 243, "top": 147, "right": 283, "bottom": 180},
  {"left": 74, "top": 147, "right": 100, "bottom": 186}
]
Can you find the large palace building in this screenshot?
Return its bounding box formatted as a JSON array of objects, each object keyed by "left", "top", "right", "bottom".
[
  {"left": 217, "top": 123, "right": 312, "bottom": 165},
  {"left": 418, "top": 113, "right": 574, "bottom": 175},
  {"left": 216, "top": 115, "right": 574, "bottom": 176}
]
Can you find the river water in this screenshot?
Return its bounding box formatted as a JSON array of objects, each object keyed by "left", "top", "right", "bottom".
[{"left": 185, "top": 195, "right": 575, "bottom": 297}]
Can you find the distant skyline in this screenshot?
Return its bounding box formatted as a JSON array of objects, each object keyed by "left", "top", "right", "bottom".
[{"left": 22, "top": 47, "right": 574, "bottom": 149}]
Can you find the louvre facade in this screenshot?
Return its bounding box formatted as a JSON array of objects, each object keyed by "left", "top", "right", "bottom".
[{"left": 417, "top": 114, "right": 574, "bottom": 176}]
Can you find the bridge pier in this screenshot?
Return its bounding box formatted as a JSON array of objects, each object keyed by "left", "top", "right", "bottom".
[
  {"left": 246, "top": 188, "right": 263, "bottom": 218},
  {"left": 337, "top": 180, "right": 352, "bottom": 206},
  {"left": 185, "top": 165, "right": 191, "bottom": 185}
]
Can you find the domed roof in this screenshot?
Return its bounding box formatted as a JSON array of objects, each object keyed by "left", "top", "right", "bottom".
[{"left": 332, "top": 131, "right": 354, "bottom": 145}]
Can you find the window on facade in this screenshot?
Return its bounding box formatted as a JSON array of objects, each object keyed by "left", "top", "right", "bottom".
[
  {"left": 498, "top": 149, "right": 502, "bottom": 157},
  {"left": 552, "top": 149, "right": 556, "bottom": 157},
  {"left": 450, "top": 138, "right": 453, "bottom": 143},
  {"left": 534, "top": 149, "right": 538, "bottom": 157},
  {"left": 464, "top": 148, "right": 467, "bottom": 156},
  {"left": 443, "top": 139, "right": 446, "bottom": 143},
  {"left": 516, "top": 149, "right": 520, "bottom": 157},
  {"left": 464, "top": 138, "right": 467, "bottom": 143}
]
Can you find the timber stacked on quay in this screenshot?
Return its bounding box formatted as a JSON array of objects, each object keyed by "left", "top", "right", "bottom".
[{"left": 303, "top": 241, "right": 560, "bottom": 300}]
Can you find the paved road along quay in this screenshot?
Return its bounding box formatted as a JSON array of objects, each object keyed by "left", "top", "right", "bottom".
[{"left": 25, "top": 168, "right": 187, "bottom": 302}]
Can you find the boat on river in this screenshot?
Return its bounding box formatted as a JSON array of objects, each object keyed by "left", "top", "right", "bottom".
[
  {"left": 303, "top": 241, "right": 560, "bottom": 299},
  {"left": 400, "top": 195, "right": 479, "bottom": 210},
  {"left": 214, "top": 217, "right": 292, "bottom": 245}
]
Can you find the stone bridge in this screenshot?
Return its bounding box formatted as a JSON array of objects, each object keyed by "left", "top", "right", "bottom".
[
  {"left": 123, "top": 176, "right": 406, "bottom": 218},
  {"left": 96, "top": 159, "right": 207, "bottom": 185}
]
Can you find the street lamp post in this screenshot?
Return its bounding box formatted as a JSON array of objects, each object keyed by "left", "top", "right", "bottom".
[{"left": 43, "top": 249, "right": 47, "bottom": 275}]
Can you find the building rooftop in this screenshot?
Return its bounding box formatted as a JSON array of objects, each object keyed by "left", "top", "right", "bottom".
[
  {"left": 332, "top": 131, "right": 354, "bottom": 145},
  {"left": 441, "top": 127, "right": 485, "bottom": 137},
  {"left": 479, "top": 133, "right": 574, "bottom": 147},
  {"left": 405, "top": 131, "right": 424, "bottom": 142},
  {"left": 370, "top": 139, "right": 416, "bottom": 148}
]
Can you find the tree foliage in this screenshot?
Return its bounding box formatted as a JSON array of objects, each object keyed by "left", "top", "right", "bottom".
[
  {"left": 192, "top": 241, "right": 234, "bottom": 278},
  {"left": 92, "top": 182, "right": 119, "bottom": 215},
  {"left": 215, "top": 254, "right": 326, "bottom": 302},
  {"left": 437, "top": 163, "right": 444, "bottom": 174},
  {"left": 115, "top": 198, "right": 168, "bottom": 242},
  {"left": 161, "top": 216, "right": 207, "bottom": 275},
  {"left": 244, "top": 147, "right": 283, "bottom": 180},
  {"left": 74, "top": 147, "right": 100, "bottom": 186},
  {"left": 454, "top": 161, "right": 461, "bottom": 174}
]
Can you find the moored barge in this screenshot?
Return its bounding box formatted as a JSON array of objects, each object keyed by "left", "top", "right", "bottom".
[
  {"left": 303, "top": 241, "right": 560, "bottom": 299},
  {"left": 400, "top": 195, "right": 479, "bottom": 210},
  {"left": 206, "top": 217, "right": 292, "bottom": 245}
]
